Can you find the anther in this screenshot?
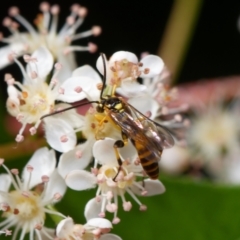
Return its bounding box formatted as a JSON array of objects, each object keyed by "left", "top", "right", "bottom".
[
  {"left": 60, "top": 135, "right": 68, "bottom": 142},
  {"left": 71, "top": 4, "right": 81, "bottom": 13},
  {"left": 11, "top": 21, "right": 19, "bottom": 30},
  {"left": 143, "top": 68, "right": 150, "bottom": 74},
  {"left": 106, "top": 191, "right": 113, "bottom": 200},
  {"left": 95, "top": 195, "right": 101, "bottom": 202},
  {"left": 0, "top": 158, "right": 4, "bottom": 166},
  {"left": 4, "top": 74, "right": 15, "bottom": 85},
  {"left": 88, "top": 42, "right": 97, "bottom": 53},
  {"left": 92, "top": 26, "right": 102, "bottom": 36},
  {"left": 75, "top": 150, "right": 82, "bottom": 158},
  {"left": 66, "top": 16, "right": 75, "bottom": 26},
  {"left": 42, "top": 175, "right": 49, "bottom": 183},
  {"left": 8, "top": 7, "right": 19, "bottom": 17},
  {"left": 54, "top": 193, "right": 62, "bottom": 201},
  {"left": 112, "top": 217, "right": 120, "bottom": 224},
  {"left": 31, "top": 71, "right": 38, "bottom": 79},
  {"left": 4, "top": 230, "right": 12, "bottom": 236},
  {"left": 92, "top": 228, "right": 101, "bottom": 236},
  {"left": 106, "top": 203, "right": 117, "bottom": 213},
  {"left": 74, "top": 86, "right": 82, "bottom": 93},
  {"left": 39, "top": 2, "right": 50, "bottom": 12},
  {"left": 51, "top": 5, "right": 60, "bottom": 15},
  {"left": 139, "top": 205, "right": 147, "bottom": 211},
  {"left": 145, "top": 111, "right": 152, "bottom": 118},
  {"left": 138, "top": 62, "right": 143, "bottom": 67},
  {"left": 78, "top": 7, "right": 88, "bottom": 17},
  {"left": 141, "top": 190, "right": 148, "bottom": 196},
  {"left": 11, "top": 169, "right": 19, "bottom": 175},
  {"left": 98, "top": 212, "right": 105, "bottom": 218},
  {"left": 26, "top": 165, "right": 34, "bottom": 172},
  {"left": 123, "top": 201, "right": 132, "bottom": 211},
  {"left": 2, "top": 17, "right": 12, "bottom": 27},
  {"left": 91, "top": 168, "right": 98, "bottom": 175},
  {"left": 29, "top": 127, "right": 37, "bottom": 135},
  {"left": 15, "top": 134, "right": 24, "bottom": 142},
  {"left": 58, "top": 87, "right": 65, "bottom": 94},
  {"left": 35, "top": 223, "right": 43, "bottom": 230},
  {"left": 97, "top": 83, "right": 103, "bottom": 90},
  {"left": 22, "top": 191, "right": 30, "bottom": 198},
  {"left": 54, "top": 62, "right": 62, "bottom": 70},
  {"left": 0, "top": 202, "right": 10, "bottom": 211}
]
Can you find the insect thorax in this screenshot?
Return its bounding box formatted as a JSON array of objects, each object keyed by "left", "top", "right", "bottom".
[{"left": 96, "top": 96, "right": 124, "bottom": 113}]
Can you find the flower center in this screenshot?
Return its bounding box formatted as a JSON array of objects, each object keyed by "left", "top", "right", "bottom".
[
  {"left": 8, "top": 190, "right": 45, "bottom": 223},
  {"left": 19, "top": 82, "right": 54, "bottom": 123},
  {"left": 110, "top": 59, "right": 140, "bottom": 86}
]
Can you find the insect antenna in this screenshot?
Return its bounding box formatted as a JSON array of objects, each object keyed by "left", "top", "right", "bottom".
[
  {"left": 40, "top": 101, "right": 99, "bottom": 120},
  {"left": 99, "top": 52, "right": 107, "bottom": 100}
]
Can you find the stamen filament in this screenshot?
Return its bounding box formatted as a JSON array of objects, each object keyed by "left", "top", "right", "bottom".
[
  {"left": 13, "top": 14, "right": 38, "bottom": 39},
  {"left": 70, "top": 29, "right": 94, "bottom": 41}
]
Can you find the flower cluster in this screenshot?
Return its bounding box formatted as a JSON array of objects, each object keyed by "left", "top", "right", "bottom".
[{"left": 0, "top": 2, "right": 180, "bottom": 239}]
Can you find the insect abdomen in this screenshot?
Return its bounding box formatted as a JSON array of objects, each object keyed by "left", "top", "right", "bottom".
[{"left": 133, "top": 141, "right": 161, "bottom": 180}]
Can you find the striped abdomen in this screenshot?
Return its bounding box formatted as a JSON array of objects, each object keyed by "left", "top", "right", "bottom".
[{"left": 133, "top": 140, "right": 162, "bottom": 180}]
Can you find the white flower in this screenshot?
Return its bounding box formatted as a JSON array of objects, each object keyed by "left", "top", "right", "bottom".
[
  {"left": 6, "top": 47, "right": 101, "bottom": 151},
  {"left": 188, "top": 105, "right": 240, "bottom": 162},
  {"left": 96, "top": 51, "right": 164, "bottom": 96},
  {"left": 56, "top": 217, "right": 122, "bottom": 240},
  {"left": 0, "top": 147, "right": 67, "bottom": 240},
  {"left": 64, "top": 138, "right": 165, "bottom": 224},
  {"left": 0, "top": 3, "right": 101, "bottom": 80}
]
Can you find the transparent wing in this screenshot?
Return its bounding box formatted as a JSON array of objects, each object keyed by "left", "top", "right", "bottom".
[{"left": 109, "top": 102, "right": 174, "bottom": 150}]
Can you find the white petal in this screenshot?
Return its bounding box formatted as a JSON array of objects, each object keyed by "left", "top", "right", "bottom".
[
  {"left": 52, "top": 103, "right": 84, "bottom": 129},
  {"left": 84, "top": 198, "right": 102, "bottom": 221},
  {"left": 117, "top": 81, "right": 147, "bottom": 98},
  {"left": 131, "top": 179, "right": 166, "bottom": 196},
  {"left": 93, "top": 138, "right": 118, "bottom": 166},
  {"left": 109, "top": 51, "right": 138, "bottom": 64},
  {"left": 58, "top": 141, "right": 93, "bottom": 178},
  {"left": 26, "top": 46, "right": 54, "bottom": 80},
  {"left": 57, "top": 76, "right": 101, "bottom": 102},
  {"left": 22, "top": 147, "right": 56, "bottom": 189},
  {"left": 119, "top": 140, "right": 138, "bottom": 162},
  {"left": 56, "top": 52, "right": 77, "bottom": 84},
  {"left": 140, "top": 55, "right": 164, "bottom": 78},
  {"left": 86, "top": 218, "right": 112, "bottom": 229},
  {"left": 128, "top": 95, "right": 159, "bottom": 119},
  {"left": 72, "top": 65, "right": 101, "bottom": 82},
  {"left": 65, "top": 170, "right": 97, "bottom": 190},
  {"left": 0, "top": 174, "right": 12, "bottom": 192},
  {"left": 0, "top": 43, "right": 25, "bottom": 69},
  {"left": 41, "top": 170, "right": 67, "bottom": 204},
  {"left": 100, "top": 234, "right": 122, "bottom": 240},
  {"left": 44, "top": 117, "right": 77, "bottom": 153},
  {"left": 0, "top": 174, "right": 11, "bottom": 203},
  {"left": 56, "top": 217, "right": 74, "bottom": 238}
]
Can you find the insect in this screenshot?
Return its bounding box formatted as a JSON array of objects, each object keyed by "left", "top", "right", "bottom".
[{"left": 41, "top": 53, "right": 174, "bottom": 179}]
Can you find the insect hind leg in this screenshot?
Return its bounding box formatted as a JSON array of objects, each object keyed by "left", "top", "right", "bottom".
[{"left": 112, "top": 132, "right": 128, "bottom": 181}]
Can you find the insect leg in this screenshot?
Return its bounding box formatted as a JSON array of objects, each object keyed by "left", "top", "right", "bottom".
[{"left": 112, "top": 132, "right": 128, "bottom": 181}]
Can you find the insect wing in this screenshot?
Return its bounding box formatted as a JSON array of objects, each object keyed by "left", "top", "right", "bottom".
[{"left": 124, "top": 103, "right": 175, "bottom": 149}]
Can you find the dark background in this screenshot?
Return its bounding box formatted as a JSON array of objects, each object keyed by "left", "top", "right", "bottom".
[{"left": 1, "top": 0, "right": 240, "bottom": 84}]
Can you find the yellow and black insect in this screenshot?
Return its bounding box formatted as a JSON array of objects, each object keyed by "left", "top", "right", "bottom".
[{"left": 41, "top": 53, "right": 174, "bottom": 179}]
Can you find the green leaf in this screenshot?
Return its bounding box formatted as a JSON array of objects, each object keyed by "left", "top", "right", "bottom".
[{"left": 58, "top": 176, "right": 240, "bottom": 240}]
